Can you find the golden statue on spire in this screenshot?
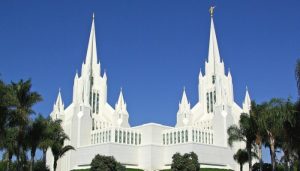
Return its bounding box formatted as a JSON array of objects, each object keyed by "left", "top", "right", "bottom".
[{"left": 209, "top": 6, "right": 216, "bottom": 17}]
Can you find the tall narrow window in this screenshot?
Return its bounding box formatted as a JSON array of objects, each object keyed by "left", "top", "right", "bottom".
[
  {"left": 178, "top": 131, "right": 180, "bottom": 143},
  {"left": 170, "top": 133, "right": 173, "bottom": 144},
  {"left": 123, "top": 131, "right": 126, "bottom": 143},
  {"left": 139, "top": 134, "right": 141, "bottom": 145},
  {"left": 127, "top": 132, "right": 130, "bottom": 144},
  {"left": 131, "top": 132, "right": 134, "bottom": 144},
  {"left": 212, "top": 75, "right": 216, "bottom": 84},
  {"left": 214, "top": 90, "right": 216, "bottom": 103},
  {"left": 115, "top": 130, "right": 118, "bottom": 142},
  {"left": 119, "top": 131, "right": 122, "bottom": 143},
  {"left": 174, "top": 132, "right": 177, "bottom": 144},
  {"left": 96, "top": 93, "right": 99, "bottom": 114},
  {"left": 206, "top": 92, "right": 209, "bottom": 113},
  {"left": 210, "top": 92, "right": 213, "bottom": 113},
  {"left": 92, "top": 92, "right": 96, "bottom": 113},
  {"left": 167, "top": 133, "right": 169, "bottom": 145},
  {"left": 185, "top": 130, "right": 188, "bottom": 142},
  {"left": 163, "top": 134, "right": 165, "bottom": 145},
  {"left": 135, "top": 133, "right": 137, "bottom": 145},
  {"left": 92, "top": 119, "right": 95, "bottom": 130}
]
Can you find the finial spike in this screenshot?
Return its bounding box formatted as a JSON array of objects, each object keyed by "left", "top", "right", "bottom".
[{"left": 92, "top": 13, "right": 95, "bottom": 19}]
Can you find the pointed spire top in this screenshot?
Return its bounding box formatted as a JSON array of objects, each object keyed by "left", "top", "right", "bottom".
[
  {"left": 115, "top": 88, "right": 127, "bottom": 112},
  {"left": 55, "top": 88, "right": 64, "bottom": 111},
  {"left": 199, "top": 68, "right": 203, "bottom": 78},
  {"left": 244, "top": 86, "right": 251, "bottom": 104},
  {"left": 207, "top": 8, "right": 221, "bottom": 74},
  {"left": 84, "top": 13, "right": 99, "bottom": 74},
  {"left": 181, "top": 87, "right": 189, "bottom": 105},
  {"left": 92, "top": 12, "right": 95, "bottom": 19}
]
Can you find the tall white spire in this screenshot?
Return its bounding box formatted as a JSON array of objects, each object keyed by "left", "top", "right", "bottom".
[
  {"left": 115, "top": 88, "right": 128, "bottom": 115},
  {"left": 205, "top": 6, "right": 224, "bottom": 76},
  {"left": 243, "top": 87, "right": 251, "bottom": 114},
  {"left": 55, "top": 88, "right": 64, "bottom": 111},
  {"left": 208, "top": 12, "right": 221, "bottom": 71},
  {"left": 180, "top": 87, "right": 189, "bottom": 106},
  {"left": 84, "top": 13, "right": 100, "bottom": 75}
]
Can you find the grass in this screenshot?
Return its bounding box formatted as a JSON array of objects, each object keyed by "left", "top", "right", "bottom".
[
  {"left": 160, "top": 169, "right": 233, "bottom": 171},
  {"left": 72, "top": 169, "right": 143, "bottom": 171}
]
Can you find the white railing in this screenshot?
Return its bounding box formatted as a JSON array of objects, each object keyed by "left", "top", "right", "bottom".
[
  {"left": 162, "top": 127, "right": 214, "bottom": 145},
  {"left": 91, "top": 127, "right": 142, "bottom": 146}
]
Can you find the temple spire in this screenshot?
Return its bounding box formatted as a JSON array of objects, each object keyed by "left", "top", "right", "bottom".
[
  {"left": 115, "top": 88, "right": 127, "bottom": 113},
  {"left": 84, "top": 13, "right": 99, "bottom": 74},
  {"left": 207, "top": 6, "right": 221, "bottom": 74},
  {"left": 180, "top": 87, "right": 189, "bottom": 106}
]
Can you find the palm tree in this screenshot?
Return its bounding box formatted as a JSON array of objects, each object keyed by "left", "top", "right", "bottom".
[
  {"left": 227, "top": 113, "right": 257, "bottom": 171},
  {"left": 1, "top": 127, "right": 19, "bottom": 171},
  {"left": 50, "top": 119, "right": 75, "bottom": 171},
  {"left": 27, "top": 115, "right": 48, "bottom": 171},
  {"left": 251, "top": 101, "right": 267, "bottom": 171},
  {"left": 10, "top": 79, "right": 42, "bottom": 171},
  {"left": 260, "top": 98, "right": 293, "bottom": 171},
  {"left": 293, "top": 59, "right": 300, "bottom": 171},
  {"left": 39, "top": 117, "right": 57, "bottom": 165},
  {"left": 234, "top": 149, "right": 249, "bottom": 171}
]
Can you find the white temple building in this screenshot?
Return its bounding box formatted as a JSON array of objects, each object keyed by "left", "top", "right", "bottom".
[{"left": 46, "top": 10, "right": 251, "bottom": 171}]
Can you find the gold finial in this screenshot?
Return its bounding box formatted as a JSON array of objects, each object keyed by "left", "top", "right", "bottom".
[{"left": 209, "top": 6, "right": 216, "bottom": 17}]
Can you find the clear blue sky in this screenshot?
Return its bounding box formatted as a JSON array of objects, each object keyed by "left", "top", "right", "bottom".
[{"left": 0, "top": 0, "right": 300, "bottom": 163}]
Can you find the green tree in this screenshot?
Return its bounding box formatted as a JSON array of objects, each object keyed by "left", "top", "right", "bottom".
[
  {"left": 293, "top": 59, "right": 300, "bottom": 171},
  {"left": 39, "top": 118, "right": 57, "bottom": 165},
  {"left": 90, "top": 154, "right": 125, "bottom": 171},
  {"left": 10, "top": 79, "right": 42, "bottom": 171},
  {"left": 227, "top": 113, "right": 257, "bottom": 171},
  {"left": 171, "top": 152, "right": 200, "bottom": 171},
  {"left": 50, "top": 119, "right": 74, "bottom": 171},
  {"left": 251, "top": 101, "right": 268, "bottom": 171},
  {"left": 27, "top": 115, "right": 48, "bottom": 171},
  {"left": 260, "top": 98, "right": 293, "bottom": 171},
  {"left": 1, "top": 127, "right": 18, "bottom": 171},
  {"left": 233, "top": 149, "right": 249, "bottom": 171}
]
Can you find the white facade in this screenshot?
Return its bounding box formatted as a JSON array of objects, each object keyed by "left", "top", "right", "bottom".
[{"left": 46, "top": 12, "right": 251, "bottom": 171}]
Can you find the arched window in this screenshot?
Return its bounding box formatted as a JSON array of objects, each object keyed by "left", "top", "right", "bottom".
[
  {"left": 170, "top": 133, "right": 173, "bottom": 144},
  {"left": 196, "top": 130, "right": 198, "bottom": 142},
  {"left": 205, "top": 132, "right": 207, "bottom": 144},
  {"left": 131, "top": 132, "right": 134, "bottom": 144},
  {"left": 163, "top": 134, "right": 165, "bottom": 145},
  {"left": 100, "top": 132, "right": 102, "bottom": 143},
  {"left": 135, "top": 133, "right": 137, "bottom": 145},
  {"left": 178, "top": 131, "right": 180, "bottom": 143},
  {"left": 181, "top": 131, "right": 184, "bottom": 143}
]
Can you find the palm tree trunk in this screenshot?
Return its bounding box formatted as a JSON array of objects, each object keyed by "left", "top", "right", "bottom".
[
  {"left": 42, "top": 149, "right": 47, "bottom": 165},
  {"left": 5, "top": 152, "right": 11, "bottom": 171},
  {"left": 240, "top": 163, "right": 243, "bottom": 171},
  {"left": 269, "top": 136, "right": 276, "bottom": 171},
  {"left": 30, "top": 149, "right": 35, "bottom": 171},
  {"left": 297, "top": 151, "right": 300, "bottom": 171},
  {"left": 258, "top": 143, "right": 263, "bottom": 171},
  {"left": 247, "top": 143, "right": 252, "bottom": 171},
  {"left": 53, "top": 157, "right": 58, "bottom": 171}
]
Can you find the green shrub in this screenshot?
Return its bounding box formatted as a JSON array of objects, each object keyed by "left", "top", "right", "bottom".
[{"left": 90, "top": 154, "right": 125, "bottom": 171}]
